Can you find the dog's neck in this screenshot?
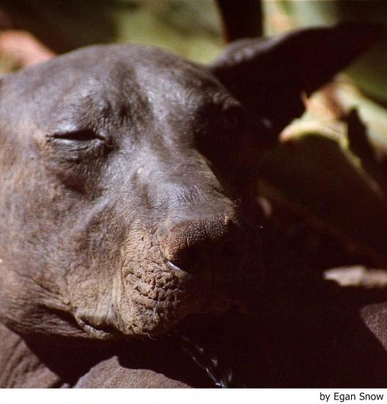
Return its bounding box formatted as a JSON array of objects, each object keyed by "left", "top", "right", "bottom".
[
  {"left": 0, "top": 323, "right": 63, "bottom": 387},
  {"left": 0, "top": 323, "right": 114, "bottom": 387}
]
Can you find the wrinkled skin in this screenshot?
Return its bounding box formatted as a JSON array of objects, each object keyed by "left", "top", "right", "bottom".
[{"left": 0, "top": 23, "right": 381, "bottom": 387}]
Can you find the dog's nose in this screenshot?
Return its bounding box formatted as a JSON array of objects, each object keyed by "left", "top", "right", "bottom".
[{"left": 158, "top": 214, "right": 241, "bottom": 272}]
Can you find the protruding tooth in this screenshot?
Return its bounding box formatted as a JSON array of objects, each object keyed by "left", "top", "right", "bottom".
[{"left": 166, "top": 260, "right": 183, "bottom": 272}]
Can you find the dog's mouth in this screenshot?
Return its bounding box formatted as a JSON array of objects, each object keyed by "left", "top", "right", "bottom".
[
  {"left": 74, "top": 311, "right": 239, "bottom": 387},
  {"left": 73, "top": 262, "right": 235, "bottom": 340},
  {"left": 77, "top": 298, "right": 236, "bottom": 341},
  {"left": 72, "top": 233, "right": 262, "bottom": 341},
  {"left": 71, "top": 261, "right": 248, "bottom": 387},
  {"left": 74, "top": 315, "right": 120, "bottom": 340},
  {"left": 120, "top": 271, "right": 232, "bottom": 338}
]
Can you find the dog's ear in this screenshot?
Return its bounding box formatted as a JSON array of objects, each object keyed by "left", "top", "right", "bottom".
[{"left": 209, "top": 23, "right": 382, "bottom": 143}]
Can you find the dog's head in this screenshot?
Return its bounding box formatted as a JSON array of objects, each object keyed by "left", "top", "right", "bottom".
[{"left": 0, "top": 23, "right": 379, "bottom": 341}]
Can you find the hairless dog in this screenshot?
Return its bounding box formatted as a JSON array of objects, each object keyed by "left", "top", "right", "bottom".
[{"left": 0, "top": 23, "right": 381, "bottom": 387}]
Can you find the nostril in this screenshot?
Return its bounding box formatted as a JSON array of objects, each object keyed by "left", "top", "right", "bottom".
[
  {"left": 216, "top": 238, "right": 247, "bottom": 262},
  {"left": 158, "top": 214, "right": 240, "bottom": 272},
  {"left": 163, "top": 237, "right": 208, "bottom": 271}
]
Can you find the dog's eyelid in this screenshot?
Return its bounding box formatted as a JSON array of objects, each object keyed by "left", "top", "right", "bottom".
[{"left": 48, "top": 128, "right": 105, "bottom": 142}]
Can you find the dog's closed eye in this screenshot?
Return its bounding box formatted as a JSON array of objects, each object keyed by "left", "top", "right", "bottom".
[{"left": 49, "top": 128, "right": 104, "bottom": 142}]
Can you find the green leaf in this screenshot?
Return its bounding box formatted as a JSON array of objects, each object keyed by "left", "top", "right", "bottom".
[{"left": 259, "top": 125, "right": 387, "bottom": 266}]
